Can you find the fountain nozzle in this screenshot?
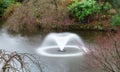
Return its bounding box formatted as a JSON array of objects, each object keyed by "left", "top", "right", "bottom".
[{"left": 58, "top": 49, "right": 66, "bottom": 52}]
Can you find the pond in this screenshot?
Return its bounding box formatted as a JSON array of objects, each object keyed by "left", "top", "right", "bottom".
[{"left": 0, "top": 27, "right": 105, "bottom": 72}]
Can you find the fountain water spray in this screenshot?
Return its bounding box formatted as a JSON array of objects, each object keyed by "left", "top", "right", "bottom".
[{"left": 36, "top": 32, "right": 87, "bottom": 57}]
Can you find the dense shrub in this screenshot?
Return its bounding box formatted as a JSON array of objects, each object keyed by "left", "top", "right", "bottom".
[
  {"left": 5, "top": 4, "right": 38, "bottom": 33},
  {"left": 69, "top": 0, "right": 100, "bottom": 23},
  {"left": 111, "top": 14, "right": 120, "bottom": 26},
  {"left": 104, "top": 0, "right": 120, "bottom": 27},
  {"left": 5, "top": 0, "right": 73, "bottom": 33},
  {"left": 104, "top": 0, "right": 120, "bottom": 12},
  {"left": 100, "top": 2, "right": 111, "bottom": 14}
]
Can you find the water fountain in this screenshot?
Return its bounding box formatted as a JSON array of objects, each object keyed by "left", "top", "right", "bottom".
[{"left": 36, "top": 32, "right": 87, "bottom": 57}]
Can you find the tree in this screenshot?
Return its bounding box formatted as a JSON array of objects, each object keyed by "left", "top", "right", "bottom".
[
  {"left": 0, "top": 49, "right": 43, "bottom": 72},
  {"left": 86, "top": 32, "right": 120, "bottom": 72}
]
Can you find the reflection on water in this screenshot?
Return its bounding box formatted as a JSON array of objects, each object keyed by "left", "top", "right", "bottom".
[
  {"left": 0, "top": 28, "right": 42, "bottom": 53},
  {"left": 0, "top": 28, "right": 104, "bottom": 72}
]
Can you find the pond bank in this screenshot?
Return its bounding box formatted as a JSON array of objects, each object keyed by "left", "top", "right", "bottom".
[{"left": 68, "top": 24, "right": 116, "bottom": 32}]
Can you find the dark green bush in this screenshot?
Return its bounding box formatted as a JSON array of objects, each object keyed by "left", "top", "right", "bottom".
[
  {"left": 100, "top": 2, "right": 111, "bottom": 14},
  {"left": 0, "top": 0, "right": 20, "bottom": 17},
  {"left": 111, "top": 14, "right": 120, "bottom": 26},
  {"left": 0, "top": 0, "right": 5, "bottom": 16},
  {"left": 105, "top": 0, "right": 120, "bottom": 12},
  {"left": 69, "top": 0, "right": 100, "bottom": 23}
]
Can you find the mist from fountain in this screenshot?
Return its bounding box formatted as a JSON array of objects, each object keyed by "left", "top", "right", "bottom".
[{"left": 37, "top": 32, "right": 88, "bottom": 57}]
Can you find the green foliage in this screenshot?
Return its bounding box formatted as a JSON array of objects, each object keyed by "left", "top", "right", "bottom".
[
  {"left": 69, "top": 0, "right": 100, "bottom": 23},
  {"left": 71, "top": 0, "right": 82, "bottom": 3},
  {"left": 100, "top": 2, "right": 111, "bottom": 14},
  {"left": 0, "top": 0, "right": 5, "bottom": 16},
  {"left": 2, "top": 0, "right": 16, "bottom": 7},
  {"left": 105, "top": 0, "right": 120, "bottom": 12},
  {"left": 103, "top": 0, "right": 120, "bottom": 27},
  {"left": 3, "top": 3, "right": 21, "bottom": 19},
  {"left": 111, "top": 14, "right": 120, "bottom": 26},
  {"left": 0, "top": 0, "right": 20, "bottom": 17}
]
